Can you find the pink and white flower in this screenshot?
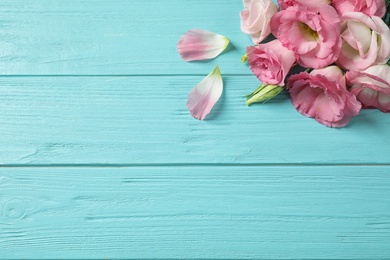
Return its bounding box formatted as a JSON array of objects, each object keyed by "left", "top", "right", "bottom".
[
  {"left": 346, "top": 65, "right": 390, "bottom": 112},
  {"left": 270, "top": 5, "right": 342, "bottom": 69},
  {"left": 177, "top": 29, "right": 229, "bottom": 62},
  {"left": 286, "top": 66, "right": 361, "bottom": 127},
  {"left": 332, "top": 0, "right": 386, "bottom": 17},
  {"left": 240, "top": 0, "right": 278, "bottom": 44},
  {"left": 187, "top": 65, "right": 223, "bottom": 120},
  {"left": 337, "top": 12, "right": 390, "bottom": 71},
  {"left": 246, "top": 39, "right": 296, "bottom": 86}
]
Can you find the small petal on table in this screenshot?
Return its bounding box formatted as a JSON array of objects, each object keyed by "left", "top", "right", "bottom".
[
  {"left": 186, "top": 65, "right": 223, "bottom": 120},
  {"left": 177, "top": 29, "right": 229, "bottom": 61}
]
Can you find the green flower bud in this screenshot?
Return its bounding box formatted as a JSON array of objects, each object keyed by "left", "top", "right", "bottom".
[
  {"left": 246, "top": 84, "right": 283, "bottom": 106},
  {"left": 241, "top": 53, "right": 248, "bottom": 63}
]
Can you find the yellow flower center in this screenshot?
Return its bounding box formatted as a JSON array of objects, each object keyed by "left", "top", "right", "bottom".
[{"left": 298, "top": 22, "right": 319, "bottom": 41}]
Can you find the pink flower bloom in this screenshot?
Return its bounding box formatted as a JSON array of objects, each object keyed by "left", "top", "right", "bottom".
[
  {"left": 277, "top": 0, "right": 297, "bottom": 10},
  {"left": 286, "top": 66, "right": 361, "bottom": 127},
  {"left": 177, "top": 29, "right": 229, "bottom": 62},
  {"left": 247, "top": 40, "right": 296, "bottom": 86},
  {"left": 337, "top": 12, "right": 390, "bottom": 71},
  {"left": 270, "top": 5, "right": 342, "bottom": 69},
  {"left": 332, "top": 0, "right": 386, "bottom": 17},
  {"left": 240, "top": 0, "right": 278, "bottom": 44},
  {"left": 278, "top": 0, "right": 331, "bottom": 11},
  {"left": 187, "top": 65, "right": 223, "bottom": 120},
  {"left": 346, "top": 65, "right": 390, "bottom": 112}
]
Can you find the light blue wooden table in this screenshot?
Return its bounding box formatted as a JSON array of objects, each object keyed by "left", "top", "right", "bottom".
[{"left": 1, "top": 1, "right": 389, "bottom": 259}]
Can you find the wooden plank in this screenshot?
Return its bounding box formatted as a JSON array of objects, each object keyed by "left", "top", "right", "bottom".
[
  {"left": 0, "top": 76, "right": 389, "bottom": 165},
  {"left": 0, "top": 0, "right": 251, "bottom": 75},
  {"left": 1, "top": 166, "right": 389, "bottom": 259}
]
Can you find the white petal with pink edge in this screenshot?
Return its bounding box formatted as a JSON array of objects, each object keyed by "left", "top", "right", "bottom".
[
  {"left": 186, "top": 65, "right": 223, "bottom": 120},
  {"left": 177, "top": 29, "right": 229, "bottom": 62}
]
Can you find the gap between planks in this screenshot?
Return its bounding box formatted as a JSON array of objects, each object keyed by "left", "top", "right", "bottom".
[
  {"left": 0, "top": 74, "right": 254, "bottom": 78},
  {"left": 1, "top": 163, "right": 390, "bottom": 168}
]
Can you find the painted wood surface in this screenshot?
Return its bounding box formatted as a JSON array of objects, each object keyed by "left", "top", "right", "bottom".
[
  {"left": 0, "top": 0, "right": 247, "bottom": 75},
  {"left": 0, "top": 76, "right": 389, "bottom": 165},
  {"left": 0, "top": 0, "right": 389, "bottom": 259},
  {"left": 1, "top": 167, "right": 390, "bottom": 259}
]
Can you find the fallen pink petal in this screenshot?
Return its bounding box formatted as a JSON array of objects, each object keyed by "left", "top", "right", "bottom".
[
  {"left": 177, "top": 29, "right": 230, "bottom": 62},
  {"left": 186, "top": 65, "right": 223, "bottom": 120}
]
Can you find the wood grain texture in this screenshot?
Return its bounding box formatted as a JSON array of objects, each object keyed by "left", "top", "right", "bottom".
[
  {"left": 0, "top": 0, "right": 250, "bottom": 75},
  {"left": 1, "top": 166, "right": 390, "bottom": 259},
  {"left": 0, "top": 76, "right": 389, "bottom": 165},
  {"left": 1, "top": 0, "right": 389, "bottom": 259}
]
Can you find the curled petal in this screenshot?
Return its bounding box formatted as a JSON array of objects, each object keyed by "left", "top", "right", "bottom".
[
  {"left": 240, "top": 0, "right": 278, "bottom": 44},
  {"left": 246, "top": 40, "right": 296, "bottom": 86},
  {"left": 187, "top": 65, "right": 223, "bottom": 120},
  {"left": 177, "top": 29, "right": 229, "bottom": 62},
  {"left": 337, "top": 13, "right": 390, "bottom": 70},
  {"left": 346, "top": 65, "right": 390, "bottom": 112},
  {"left": 332, "top": 0, "right": 386, "bottom": 17},
  {"left": 287, "top": 71, "right": 361, "bottom": 127},
  {"left": 310, "top": 65, "right": 344, "bottom": 83},
  {"left": 270, "top": 5, "right": 342, "bottom": 69}
]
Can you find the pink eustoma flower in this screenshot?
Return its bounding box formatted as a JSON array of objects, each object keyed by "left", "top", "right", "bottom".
[
  {"left": 177, "top": 29, "right": 229, "bottom": 62},
  {"left": 286, "top": 66, "right": 361, "bottom": 127},
  {"left": 240, "top": 0, "right": 278, "bottom": 44},
  {"left": 332, "top": 0, "right": 386, "bottom": 17},
  {"left": 337, "top": 12, "right": 390, "bottom": 71},
  {"left": 187, "top": 65, "right": 223, "bottom": 120},
  {"left": 247, "top": 40, "right": 296, "bottom": 86},
  {"left": 270, "top": 5, "right": 342, "bottom": 69},
  {"left": 278, "top": 0, "right": 331, "bottom": 11},
  {"left": 346, "top": 65, "right": 390, "bottom": 112}
]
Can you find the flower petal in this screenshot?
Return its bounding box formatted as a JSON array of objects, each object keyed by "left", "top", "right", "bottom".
[
  {"left": 310, "top": 65, "right": 344, "bottom": 83},
  {"left": 177, "top": 29, "right": 230, "bottom": 62},
  {"left": 287, "top": 71, "right": 361, "bottom": 128},
  {"left": 186, "top": 65, "right": 223, "bottom": 120}
]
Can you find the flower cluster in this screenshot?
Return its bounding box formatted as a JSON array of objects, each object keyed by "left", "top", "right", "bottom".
[
  {"left": 243, "top": 0, "right": 390, "bottom": 127},
  {"left": 177, "top": 0, "right": 390, "bottom": 128}
]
